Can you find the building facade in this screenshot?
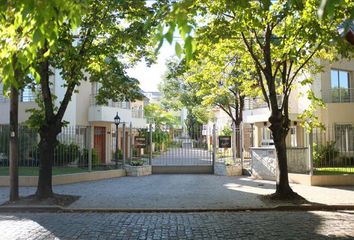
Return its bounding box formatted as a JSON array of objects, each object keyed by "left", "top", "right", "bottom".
[{"left": 0, "top": 69, "right": 147, "bottom": 164}]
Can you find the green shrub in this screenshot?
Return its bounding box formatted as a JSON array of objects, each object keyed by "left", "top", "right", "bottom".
[
  {"left": 221, "top": 126, "right": 232, "bottom": 136},
  {"left": 313, "top": 141, "right": 339, "bottom": 167},
  {"left": 338, "top": 155, "right": 354, "bottom": 166},
  {"left": 130, "top": 159, "right": 145, "bottom": 166},
  {"left": 79, "top": 148, "right": 100, "bottom": 167},
  {"left": 54, "top": 143, "right": 80, "bottom": 166},
  {"left": 112, "top": 149, "right": 123, "bottom": 161}
]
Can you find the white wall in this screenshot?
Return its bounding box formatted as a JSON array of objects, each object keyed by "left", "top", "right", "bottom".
[{"left": 54, "top": 68, "right": 77, "bottom": 126}]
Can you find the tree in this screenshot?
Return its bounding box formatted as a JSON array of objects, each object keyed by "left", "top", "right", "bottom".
[
  {"left": 25, "top": 0, "right": 160, "bottom": 199},
  {"left": 159, "top": 58, "right": 213, "bottom": 138},
  {"left": 161, "top": 0, "right": 354, "bottom": 199},
  {"left": 144, "top": 103, "right": 179, "bottom": 130},
  {"left": 0, "top": 0, "right": 85, "bottom": 201},
  {"left": 185, "top": 38, "right": 259, "bottom": 157}
]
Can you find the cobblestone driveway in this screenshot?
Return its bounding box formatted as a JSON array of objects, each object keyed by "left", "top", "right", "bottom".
[{"left": 1, "top": 211, "right": 353, "bottom": 240}]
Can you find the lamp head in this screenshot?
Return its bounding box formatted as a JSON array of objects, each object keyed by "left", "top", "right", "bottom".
[{"left": 114, "top": 112, "right": 120, "bottom": 126}]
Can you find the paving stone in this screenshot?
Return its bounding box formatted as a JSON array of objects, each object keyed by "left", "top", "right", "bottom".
[{"left": 0, "top": 211, "right": 354, "bottom": 240}]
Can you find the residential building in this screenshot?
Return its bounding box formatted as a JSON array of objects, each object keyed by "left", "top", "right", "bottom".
[
  {"left": 0, "top": 69, "right": 147, "bottom": 164},
  {"left": 243, "top": 58, "right": 354, "bottom": 153}
]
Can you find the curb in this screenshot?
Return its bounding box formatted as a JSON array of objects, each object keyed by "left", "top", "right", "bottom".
[{"left": 1, "top": 205, "right": 354, "bottom": 213}]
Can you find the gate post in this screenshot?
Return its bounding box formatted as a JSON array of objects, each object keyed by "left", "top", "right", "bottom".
[
  {"left": 212, "top": 124, "right": 217, "bottom": 173},
  {"left": 240, "top": 122, "right": 244, "bottom": 170},
  {"left": 129, "top": 122, "right": 132, "bottom": 164},
  {"left": 122, "top": 122, "right": 126, "bottom": 166},
  {"left": 232, "top": 122, "right": 237, "bottom": 162},
  {"left": 149, "top": 123, "right": 152, "bottom": 165},
  {"left": 88, "top": 126, "right": 94, "bottom": 172},
  {"left": 308, "top": 129, "right": 314, "bottom": 176}
]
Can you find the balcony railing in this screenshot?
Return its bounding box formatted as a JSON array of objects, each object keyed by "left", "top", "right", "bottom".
[
  {"left": 322, "top": 88, "right": 354, "bottom": 103},
  {"left": 0, "top": 95, "right": 36, "bottom": 103},
  {"left": 89, "top": 94, "right": 131, "bottom": 109},
  {"left": 244, "top": 96, "right": 283, "bottom": 110},
  {"left": 132, "top": 108, "right": 144, "bottom": 118}
]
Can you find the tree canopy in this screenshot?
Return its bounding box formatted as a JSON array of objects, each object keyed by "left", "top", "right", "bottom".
[{"left": 159, "top": 0, "right": 354, "bottom": 198}]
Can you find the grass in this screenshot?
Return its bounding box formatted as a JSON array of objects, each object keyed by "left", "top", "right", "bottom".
[
  {"left": 0, "top": 166, "right": 115, "bottom": 176},
  {"left": 314, "top": 167, "right": 354, "bottom": 175}
]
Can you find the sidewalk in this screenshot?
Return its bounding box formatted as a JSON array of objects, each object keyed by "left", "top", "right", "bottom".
[{"left": 0, "top": 175, "right": 353, "bottom": 211}]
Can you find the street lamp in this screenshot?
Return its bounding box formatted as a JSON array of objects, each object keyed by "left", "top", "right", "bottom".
[{"left": 114, "top": 112, "right": 121, "bottom": 169}]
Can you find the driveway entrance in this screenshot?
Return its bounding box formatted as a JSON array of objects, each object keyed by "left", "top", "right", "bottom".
[{"left": 150, "top": 127, "right": 214, "bottom": 174}]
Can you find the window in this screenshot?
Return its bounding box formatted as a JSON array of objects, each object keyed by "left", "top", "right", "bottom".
[
  {"left": 330, "top": 69, "right": 350, "bottom": 102},
  {"left": 290, "top": 127, "right": 297, "bottom": 147},
  {"left": 20, "top": 85, "right": 35, "bottom": 102},
  {"left": 261, "top": 127, "right": 274, "bottom": 146},
  {"left": 335, "top": 124, "right": 354, "bottom": 152}
]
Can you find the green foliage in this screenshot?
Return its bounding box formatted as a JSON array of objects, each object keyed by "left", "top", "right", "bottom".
[
  {"left": 313, "top": 141, "right": 339, "bottom": 167},
  {"left": 0, "top": 125, "right": 38, "bottom": 163},
  {"left": 54, "top": 143, "right": 80, "bottom": 166},
  {"left": 159, "top": 58, "right": 213, "bottom": 135},
  {"left": 112, "top": 149, "right": 123, "bottom": 161},
  {"left": 0, "top": 0, "right": 86, "bottom": 90},
  {"left": 221, "top": 126, "right": 232, "bottom": 137},
  {"left": 130, "top": 159, "right": 145, "bottom": 166},
  {"left": 144, "top": 103, "right": 179, "bottom": 129},
  {"left": 79, "top": 148, "right": 100, "bottom": 167},
  {"left": 91, "top": 58, "right": 144, "bottom": 105}
]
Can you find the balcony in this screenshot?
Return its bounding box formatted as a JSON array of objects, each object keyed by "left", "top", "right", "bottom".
[
  {"left": 322, "top": 88, "right": 354, "bottom": 103},
  {"left": 89, "top": 94, "right": 131, "bottom": 109},
  {"left": 244, "top": 96, "right": 283, "bottom": 110},
  {"left": 88, "top": 94, "right": 146, "bottom": 128}
]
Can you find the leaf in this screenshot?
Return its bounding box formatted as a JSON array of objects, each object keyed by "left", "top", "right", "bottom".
[
  {"left": 175, "top": 42, "right": 182, "bottom": 58},
  {"left": 165, "top": 31, "right": 173, "bottom": 44},
  {"left": 33, "top": 29, "right": 42, "bottom": 44}
]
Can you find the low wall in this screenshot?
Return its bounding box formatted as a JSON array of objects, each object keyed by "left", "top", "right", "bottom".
[
  {"left": 0, "top": 169, "right": 126, "bottom": 187},
  {"left": 289, "top": 173, "right": 354, "bottom": 186},
  {"left": 251, "top": 147, "right": 310, "bottom": 180},
  {"left": 251, "top": 147, "right": 354, "bottom": 186}
]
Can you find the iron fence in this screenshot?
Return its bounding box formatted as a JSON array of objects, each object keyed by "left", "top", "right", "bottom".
[
  {"left": 312, "top": 126, "right": 354, "bottom": 174},
  {"left": 0, "top": 125, "right": 115, "bottom": 175}
]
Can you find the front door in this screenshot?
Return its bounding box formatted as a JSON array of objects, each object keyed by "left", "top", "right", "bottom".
[{"left": 94, "top": 126, "right": 106, "bottom": 163}]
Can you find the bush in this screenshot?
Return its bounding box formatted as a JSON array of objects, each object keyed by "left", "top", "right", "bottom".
[
  {"left": 79, "top": 148, "right": 100, "bottom": 167},
  {"left": 130, "top": 159, "right": 145, "bottom": 166},
  {"left": 338, "top": 155, "right": 354, "bottom": 167},
  {"left": 112, "top": 149, "right": 123, "bottom": 161},
  {"left": 313, "top": 141, "right": 339, "bottom": 167},
  {"left": 54, "top": 143, "right": 81, "bottom": 166}
]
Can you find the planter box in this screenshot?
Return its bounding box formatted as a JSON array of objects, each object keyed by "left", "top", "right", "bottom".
[
  {"left": 214, "top": 163, "right": 242, "bottom": 176},
  {"left": 125, "top": 165, "right": 152, "bottom": 177}
]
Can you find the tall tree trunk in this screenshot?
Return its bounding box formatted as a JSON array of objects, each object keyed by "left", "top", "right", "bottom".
[
  {"left": 35, "top": 127, "right": 59, "bottom": 199},
  {"left": 269, "top": 114, "right": 294, "bottom": 197},
  {"left": 9, "top": 85, "right": 19, "bottom": 201}
]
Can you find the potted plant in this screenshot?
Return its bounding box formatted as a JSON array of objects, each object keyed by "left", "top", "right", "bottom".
[{"left": 125, "top": 159, "right": 152, "bottom": 176}]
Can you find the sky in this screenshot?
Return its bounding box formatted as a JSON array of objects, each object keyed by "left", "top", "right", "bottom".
[{"left": 126, "top": 41, "right": 177, "bottom": 92}]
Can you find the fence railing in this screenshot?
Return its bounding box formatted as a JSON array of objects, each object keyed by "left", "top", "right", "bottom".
[
  {"left": 132, "top": 108, "right": 144, "bottom": 118},
  {"left": 0, "top": 125, "right": 119, "bottom": 175},
  {"left": 89, "top": 94, "right": 131, "bottom": 109},
  {"left": 312, "top": 126, "right": 354, "bottom": 174},
  {"left": 244, "top": 95, "right": 283, "bottom": 110},
  {"left": 322, "top": 88, "right": 354, "bottom": 103}
]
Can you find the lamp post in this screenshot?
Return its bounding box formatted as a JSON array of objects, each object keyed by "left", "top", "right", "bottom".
[{"left": 114, "top": 112, "right": 120, "bottom": 169}]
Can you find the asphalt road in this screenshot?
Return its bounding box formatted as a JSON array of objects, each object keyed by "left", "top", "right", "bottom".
[{"left": 0, "top": 211, "right": 353, "bottom": 240}]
